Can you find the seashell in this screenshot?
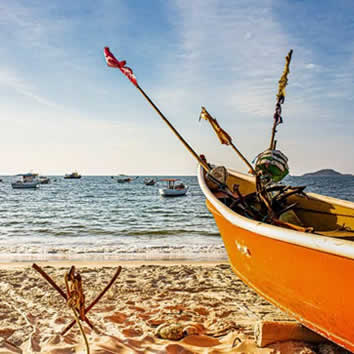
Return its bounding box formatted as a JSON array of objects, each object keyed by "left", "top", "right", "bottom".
[{"left": 156, "top": 323, "right": 184, "bottom": 340}]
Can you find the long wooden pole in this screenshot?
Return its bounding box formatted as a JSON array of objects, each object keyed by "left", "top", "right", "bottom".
[
  {"left": 269, "top": 107, "right": 278, "bottom": 150},
  {"left": 32, "top": 263, "right": 67, "bottom": 300},
  {"left": 134, "top": 84, "right": 247, "bottom": 196},
  {"left": 136, "top": 84, "right": 210, "bottom": 173}
]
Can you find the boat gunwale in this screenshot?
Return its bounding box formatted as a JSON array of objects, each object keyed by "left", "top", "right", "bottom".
[{"left": 197, "top": 165, "right": 354, "bottom": 260}]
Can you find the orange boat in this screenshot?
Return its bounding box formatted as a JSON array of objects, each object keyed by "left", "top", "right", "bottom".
[
  {"left": 198, "top": 166, "right": 354, "bottom": 351},
  {"left": 104, "top": 46, "right": 354, "bottom": 351}
]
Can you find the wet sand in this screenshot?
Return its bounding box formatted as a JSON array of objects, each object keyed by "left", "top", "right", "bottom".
[{"left": 0, "top": 261, "right": 348, "bottom": 353}]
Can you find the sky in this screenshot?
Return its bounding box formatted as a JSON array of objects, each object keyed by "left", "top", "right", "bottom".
[{"left": 0, "top": 0, "right": 353, "bottom": 176}]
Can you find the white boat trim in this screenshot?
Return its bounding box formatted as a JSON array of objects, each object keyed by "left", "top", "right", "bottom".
[{"left": 198, "top": 165, "right": 354, "bottom": 260}]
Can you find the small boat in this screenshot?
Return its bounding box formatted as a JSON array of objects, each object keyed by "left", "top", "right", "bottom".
[
  {"left": 159, "top": 179, "right": 188, "bottom": 197},
  {"left": 39, "top": 176, "right": 50, "bottom": 184},
  {"left": 64, "top": 172, "right": 81, "bottom": 179},
  {"left": 144, "top": 178, "right": 156, "bottom": 186},
  {"left": 11, "top": 173, "right": 40, "bottom": 189},
  {"left": 117, "top": 176, "right": 138, "bottom": 183},
  {"left": 117, "top": 177, "right": 132, "bottom": 183}
]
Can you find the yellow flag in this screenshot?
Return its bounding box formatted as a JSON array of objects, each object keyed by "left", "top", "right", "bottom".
[
  {"left": 277, "top": 49, "right": 293, "bottom": 100},
  {"left": 199, "top": 107, "right": 232, "bottom": 145}
]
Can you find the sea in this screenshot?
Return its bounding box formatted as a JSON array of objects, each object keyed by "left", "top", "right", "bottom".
[{"left": 0, "top": 174, "right": 353, "bottom": 262}]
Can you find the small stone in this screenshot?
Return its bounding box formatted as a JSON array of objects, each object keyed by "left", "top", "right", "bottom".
[{"left": 156, "top": 323, "right": 184, "bottom": 340}]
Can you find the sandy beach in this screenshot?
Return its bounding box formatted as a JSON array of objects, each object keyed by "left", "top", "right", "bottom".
[{"left": 0, "top": 261, "right": 348, "bottom": 353}]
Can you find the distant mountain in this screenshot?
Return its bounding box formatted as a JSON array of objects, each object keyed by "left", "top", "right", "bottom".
[{"left": 301, "top": 169, "right": 353, "bottom": 177}]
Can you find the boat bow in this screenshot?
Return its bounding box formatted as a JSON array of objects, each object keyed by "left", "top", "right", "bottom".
[
  {"left": 198, "top": 164, "right": 354, "bottom": 352},
  {"left": 198, "top": 165, "right": 354, "bottom": 260}
]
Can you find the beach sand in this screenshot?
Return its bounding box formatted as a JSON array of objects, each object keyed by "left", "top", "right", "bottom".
[{"left": 0, "top": 261, "right": 348, "bottom": 353}]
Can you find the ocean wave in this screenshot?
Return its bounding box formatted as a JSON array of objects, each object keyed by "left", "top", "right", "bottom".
[{"left": 123, "top": 229, "right": 220, "bottom": 237}]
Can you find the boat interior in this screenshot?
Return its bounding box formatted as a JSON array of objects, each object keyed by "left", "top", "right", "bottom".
[{"left": 205, "top": 168, "right": 354, "bottom": 240}]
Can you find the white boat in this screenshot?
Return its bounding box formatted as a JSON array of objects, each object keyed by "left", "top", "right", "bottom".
[
  {"left": 11, "top": 173, "right": 40, "bottom": 189},
  {"left": 159, "top": 179, "right": 188, "bottom": 197},
  {"left": 144, "top": 178, "right": 156, "bottom": 186},
  {"left": 39, "top": 176, "right": 50, "bottom": 184}
]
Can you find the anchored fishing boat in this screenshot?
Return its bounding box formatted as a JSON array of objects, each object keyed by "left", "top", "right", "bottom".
[
  {"left": 64, "top": 172, "right": 81, "bottom": 179},
  {"left": 12, "top": 173, "right": 40, "bottom": 189},
  {"left": 104, "top": 47, "right": 354, "bottom": 351},
  {"left": 117, "top": 176, "right": 138, "bottom": 183},
  {"left": 39, "top": 176, "right": 50, "bottom": 184},
  {"left": 159, "top": 178, "right": 188, "bottom": 197},
  {"left": 144, "top": 178, "right": 156, "bottom": 186}
]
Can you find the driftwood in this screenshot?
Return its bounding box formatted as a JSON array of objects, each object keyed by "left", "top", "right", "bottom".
[{"left": 254, "top": 321, "right": 327, "bottom": 347}]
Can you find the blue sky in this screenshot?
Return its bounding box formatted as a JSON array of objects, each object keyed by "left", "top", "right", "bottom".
[{"left": 0, "top": 0, "right": 353, "bottom": 175}]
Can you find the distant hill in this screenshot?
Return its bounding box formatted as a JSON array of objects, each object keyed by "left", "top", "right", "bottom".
[{"left": 301, "top": 169, "right": 353, "bottom": 177}]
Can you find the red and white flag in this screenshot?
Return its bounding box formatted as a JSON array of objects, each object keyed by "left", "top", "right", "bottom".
[{"left": 104, "top": 47, "right": 138, "bottom": 87}]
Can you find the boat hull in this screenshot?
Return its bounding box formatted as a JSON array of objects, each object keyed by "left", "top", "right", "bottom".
[
  {"left": 11, "top": 182, "right": 39, "bottom": 189},
  {"left": 144, "top": 179, "right": 156, "bottom": 186},
  {"left": 145, "top": 182, "right": 155, "bottom": 186},
  {"left": 199, "top": 167, "right": 354, "bottom": 352},
  {"left": 39, "top": 178, "right": 50, "bottom": 184},
  {"left": 159, "top": 188, "right": 187, "bottom": 197}
]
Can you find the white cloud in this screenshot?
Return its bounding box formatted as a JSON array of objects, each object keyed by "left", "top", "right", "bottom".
[
  {"left": 160, "top": 0, "right": 295, "bottom": 119},
  {"left": 0, "top": 68, "right": 59, "bottom": 108}
]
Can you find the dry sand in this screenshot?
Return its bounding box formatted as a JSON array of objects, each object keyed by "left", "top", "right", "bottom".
[{"left": 0, "top": 261, "right": 349, "bottom": 353}]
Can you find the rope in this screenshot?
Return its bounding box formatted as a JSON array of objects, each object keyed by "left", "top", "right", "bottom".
[
  {"left": 70, "top": 307, "right": 90, "bottom": 354},
  {"left": 65, "top": 269, "right": 90, "bottom": 354}
]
